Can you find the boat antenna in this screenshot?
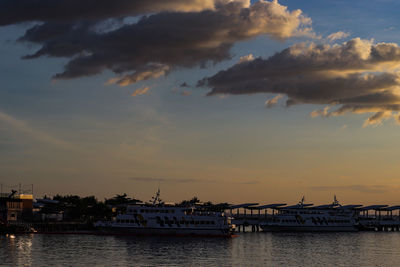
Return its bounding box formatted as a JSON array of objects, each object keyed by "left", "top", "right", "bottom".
[
  {"left": 299, "top": 196, "right": 305, "bottom": 206},
  {"left": 151, "top": 188, "right": 162, "bottom": 205},
  {"left": 333, "top": 195, "right": 341, "bottom": 207}
]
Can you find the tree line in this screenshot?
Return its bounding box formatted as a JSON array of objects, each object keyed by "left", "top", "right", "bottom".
[{"left": 38, "top": 194, "right": 230, "bottom": 222}]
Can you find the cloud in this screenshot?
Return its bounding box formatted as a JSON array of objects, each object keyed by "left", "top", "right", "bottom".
[
  {"left": 180, "top": 82, "right": 190, "bottom": 88},
  {"left": 310, "top": 184, "right": 390, "bottom": 194},
  {"left": 238, "top": 54, "right": 255, "bottom": 64},
  {"left": 0, "top": 110, "right": 73, "bottom": 149},
  {"left": 326, "top": 31, "right": 350, "bottom": 42},
  {"left": 107, "top": 64, "right": 170, "bottom": 86},
  {"left": 240, "top": 180, "right": 260, "bottom": 184},
  {"left": 200, "top": 38, "right": 400, "bottom": 125},
  {"left": 13, "top": 0, "right": 313, "bottom": 86},
  {"left": 362, "top": 110, "right": 393, "bottom": 127},
  {"left": 181, "top": 91, "right": 192, "bottom": 96},
  {"left": 129, "top": 177, "right": 212, "bottom": 183},
  {"left": 131, "top": 86, "right": 150, "bottom": 96},
  {"left": 265, "top": 94, "right": 283, "bottom": 108},
  {"left": 0, "top": 0, "right": 219, "bottom": 25}
]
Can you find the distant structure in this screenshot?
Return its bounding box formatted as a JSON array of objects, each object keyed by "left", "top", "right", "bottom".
[{"left": 0, "top": 183, "right": 34, "bottom": 223}]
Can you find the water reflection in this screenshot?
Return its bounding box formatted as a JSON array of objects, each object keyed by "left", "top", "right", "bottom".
[
  {"left": 2, "top": 233, "right": 400, "bottom": 266},
  {"left": 1, "top": 234, "right": 33, "bottom": 266}
]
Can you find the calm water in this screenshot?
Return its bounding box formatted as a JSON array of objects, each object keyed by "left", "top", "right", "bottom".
[{"left": 2, "top": 232, "right": 400, "bottom": 266}]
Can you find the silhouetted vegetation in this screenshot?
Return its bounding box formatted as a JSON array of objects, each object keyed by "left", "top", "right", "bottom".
[
  {"left": 104, "top": 193, "right": 141, "bottom": 206},
  {"left": 34, "top": 194, "right": 230, "bottom": 224},
  {"left": 50, "top": 195, "right": 112, "bottom": 221},
  {"left": 179, "top": 196, "right": 201, "bottom": 206},
  {"left": 179, "top": 197, "right": 230, "bottom": 211}
]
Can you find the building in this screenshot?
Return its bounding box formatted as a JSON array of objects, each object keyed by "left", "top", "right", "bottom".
[
  {"left": 19, "top": 194, "right": 34, "bottom": 220},
  {"left": 0, "top": 192, "right": 33, "bottom": 222}
]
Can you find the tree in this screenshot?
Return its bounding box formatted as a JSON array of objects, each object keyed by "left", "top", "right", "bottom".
[
  {"left": 179, "top": 196, "right": 201, "bottom": 206},
  {"left": 105, "top": 193, "right": 141, "bottom": 206}
]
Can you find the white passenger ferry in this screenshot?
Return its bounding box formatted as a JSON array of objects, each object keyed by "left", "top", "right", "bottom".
[
  {"left": 260, "top": 197, "right": 359, "bottom": 232},
  {"left": 94, "top": 190, "right": 234, "bottom": 236}
]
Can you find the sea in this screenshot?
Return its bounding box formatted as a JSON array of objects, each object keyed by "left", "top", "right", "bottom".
[{"left": 2, "top": 231, "right": 400, "bottom": 266}]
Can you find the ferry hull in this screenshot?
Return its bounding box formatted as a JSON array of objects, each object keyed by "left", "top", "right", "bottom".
[
  {"left": 95, "top": 226, "right": 233, "bottom": 237},
  {"left": 260, "top": 225, "right": 358, "bottom": 232}
]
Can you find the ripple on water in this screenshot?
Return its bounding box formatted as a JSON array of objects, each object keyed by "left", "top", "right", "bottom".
[{"left": 1, "top": 232, "right": 400, "bottom": 266}]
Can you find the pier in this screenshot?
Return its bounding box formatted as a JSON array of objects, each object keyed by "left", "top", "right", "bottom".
[{"left": 228, "top": 203, "right": 400, "bottom": 232}]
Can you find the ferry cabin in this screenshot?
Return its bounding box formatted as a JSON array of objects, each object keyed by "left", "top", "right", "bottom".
[
  {"left": 113, "top": 205, "right": 229, "bottom": 229},
  {"left": 272, "top": 208, "right": 355, "bottom": 226}
]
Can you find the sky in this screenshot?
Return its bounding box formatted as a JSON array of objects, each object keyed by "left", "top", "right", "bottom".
[{"left": 2, "top": 0, "right": 400, "bottom": 205}]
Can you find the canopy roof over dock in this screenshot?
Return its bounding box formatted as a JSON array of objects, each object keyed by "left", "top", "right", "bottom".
[
  {"left": 229, "top": 203, "right": 259, "bottom": 209},
  {"left": 378, "top": 205, "right": 400, "bottom": 211},
  {"left": 311, "top": 204, "right": 336, "bottom": 209},
  {"left": 252, "top": 204, "right": 287, "bottom": 209},
  {"left": 336, "top": 204, "right": 363, "bottom": 209},
  {"left": 357, "top": 205, "right": 388, "bottom": 211},
  {"left": 279, "top": 203, "right": 314, "bottom": 209}
]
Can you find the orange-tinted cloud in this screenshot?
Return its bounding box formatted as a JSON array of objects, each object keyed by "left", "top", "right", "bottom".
[
  {"left": 201, "top": 38, "right": 400, "bottom": 125},
  {"left": 131, "top": 86, "right": 150, "bottom": 97}
]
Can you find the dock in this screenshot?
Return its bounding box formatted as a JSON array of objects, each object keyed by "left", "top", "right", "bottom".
[{"left": 228, "top": 203, "right": 400, "bottom": 232}]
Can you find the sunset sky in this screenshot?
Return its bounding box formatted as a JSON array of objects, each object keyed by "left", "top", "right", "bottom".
[{"left": 2, "top": 0, "right": 400, "bottom": 205}]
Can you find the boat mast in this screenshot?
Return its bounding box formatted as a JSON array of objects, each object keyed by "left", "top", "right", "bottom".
[{"left": 151, "top": 188, "right": 162, "bottom": 205}]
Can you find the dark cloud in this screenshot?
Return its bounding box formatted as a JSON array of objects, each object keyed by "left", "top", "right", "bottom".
[
  {"left": 240, "top": 180, "right": 260, "bottom": 184},
  {"left": 200, "top": 38, "right": 400, "bottom": 126},
  {"left": 0, "top": 0, "right": 217, "bottom": 25},
  {"left": 310, "top": 185, "right": 389, "bottom": 194},
  {"left": 9, "top": 0, "right": 312, "bottom": 85},
  {"left": 180, "top": 82, "right": 190, "bottom": 88},
  {"left": 129, "top": 177, "right": 212, "bottom": 183}
]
